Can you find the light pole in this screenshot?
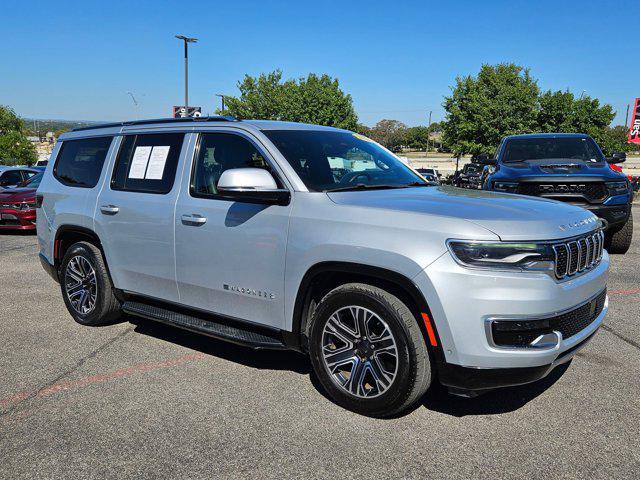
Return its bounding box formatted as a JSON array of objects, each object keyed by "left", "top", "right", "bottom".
[
  {"left": 215, "top": 93, "right": 226, "bottom": 113},
  {"left": 175, "top": 35, "right": 198, "bottom": 116},
  {"left": 426, "top": 110, "right": 432, "bottom": 157}
]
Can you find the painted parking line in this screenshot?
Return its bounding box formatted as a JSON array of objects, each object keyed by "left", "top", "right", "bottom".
[
  {"left": 1, "top": 352, "right": 206, "bottom": 411},
  {"left": 609, "top": 288, "right": 640, "bottom": 296}
]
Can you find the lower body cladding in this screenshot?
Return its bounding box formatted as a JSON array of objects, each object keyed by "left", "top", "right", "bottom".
[
  {"left": 416, "top": 250, "right": 609, "bottom": 394},
  {"left": 0, "top": 208, "right": 36, "bottom": 230}
]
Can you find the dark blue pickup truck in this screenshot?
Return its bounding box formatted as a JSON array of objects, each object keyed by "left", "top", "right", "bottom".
[{"left": 480, "top": 133, "right": 633, "bottom": 253}]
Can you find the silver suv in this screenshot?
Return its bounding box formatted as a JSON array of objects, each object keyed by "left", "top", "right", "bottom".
[{"left": 36, "top": 117, "right": 609, "bottom": 417}]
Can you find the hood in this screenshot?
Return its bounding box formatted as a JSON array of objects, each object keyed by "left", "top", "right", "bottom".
[
  {"left": 0, "top": 188, "right": 36, "bottom": 204},
  {"left": 327, "top": 186, "right": 600, "bottom": 241}
]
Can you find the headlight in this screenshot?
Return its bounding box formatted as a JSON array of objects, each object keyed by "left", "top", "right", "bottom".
[
  {"left": 605, "top": 181, "right": 629, "bottom": 196},
  {"left": 493, "top": 181, "right": 519, "bottom": 193},
  {"left": 448, "top": 240, "right": 554, "bottom": 271}
]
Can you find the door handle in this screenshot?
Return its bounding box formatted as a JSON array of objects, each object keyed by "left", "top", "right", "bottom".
[
  {"left": 100, "top": 205, "right": 120, "bottom": 215},
  {"left": 181, "top": 214, "right": 207, "bottom": 226}
]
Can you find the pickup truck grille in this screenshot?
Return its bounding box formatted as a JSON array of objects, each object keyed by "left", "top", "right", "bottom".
[
  {"left": 552, "top": 230, "right": 604, "bottom": 279},
  {"left": 517, "top": 182, "right": 608, "bottom": 203}
]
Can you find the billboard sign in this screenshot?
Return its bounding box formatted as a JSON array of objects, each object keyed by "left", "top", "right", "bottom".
[
  {"left": 629, "top": 98, "right": 640, "bottom": 145},
  {"left": 172, "top": 106, "right": 202, "bottom": 118}
]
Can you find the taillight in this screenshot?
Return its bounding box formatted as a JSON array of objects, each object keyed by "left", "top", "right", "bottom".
[{"left": 36, "top": 194, "right": 44, "bottom": 208}]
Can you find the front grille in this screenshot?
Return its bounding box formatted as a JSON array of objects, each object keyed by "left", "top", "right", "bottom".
[
  {"left": 549, "top": 289, "right": 606, "bottom": 340},
  {"left": 516, "top": 182, "right": 607, "bottom": 203},
  {"left": 552, "top": 230, "right": 604, "bottom": 279}
]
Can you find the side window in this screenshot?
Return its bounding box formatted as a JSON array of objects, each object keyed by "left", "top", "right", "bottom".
[
  {"left": 111, "top": 133, "right": 185, "bottom": 194},
  {"left": 53, "top": 137, "right": 113, "bottom": 188},
  {"left": 0, "top": 170, "right": 24, "bottom": 186},
  {"left": 190, "top": 133, "right": 278, "bottom": 197}
]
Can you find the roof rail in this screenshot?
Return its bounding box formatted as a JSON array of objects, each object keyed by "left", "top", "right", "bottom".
[{"left": 71, "top": 116, "right": 239, "bottom": 132}]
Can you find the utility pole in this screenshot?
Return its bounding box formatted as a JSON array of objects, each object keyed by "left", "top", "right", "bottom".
[
  {"left": 215, "top": 94, "right": 226, "bottom": 113},
  {"left": 426, "top": 110, "right": 433, "bottom": 158},
  {"left": 175, "top": 35, "right": 198, "bottom": 116},
  {"left": 625, "top": 104, "right": 630, "bottom": 129}
]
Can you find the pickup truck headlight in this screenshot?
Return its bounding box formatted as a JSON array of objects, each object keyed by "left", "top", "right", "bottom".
[
  {"left": 605, "top": 181, "right": 629, "bottom": 196},
  {"left": 493, "top": 181, "right": 519, "bottom": 193},
  {"left": 448, "top": 240, "right": 554, "bottom": 271}
]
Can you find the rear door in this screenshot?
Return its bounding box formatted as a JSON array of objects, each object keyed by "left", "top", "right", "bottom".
[
  {"left": 174, "top": 131, "right": 292, "bottom": 329},
  {"left": 95, "top": 131, "right": 191, "bottom": 302}
]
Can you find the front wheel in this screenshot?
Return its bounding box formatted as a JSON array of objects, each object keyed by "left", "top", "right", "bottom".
[
  {"left": 605, "top": 213, "right": 633, "bottom": 254},
  {"left": 308, "top": 283, "right": 431, "bottom": 417}
]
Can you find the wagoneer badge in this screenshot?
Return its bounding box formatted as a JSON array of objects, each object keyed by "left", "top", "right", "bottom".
[
  {"left": 223, "top": 284, "right": 275, "bottom": 300},
  {"left": 558, "top": 216, "right": 598, "bottom": 231}
]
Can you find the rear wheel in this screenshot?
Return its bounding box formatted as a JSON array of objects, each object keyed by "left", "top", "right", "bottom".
[
  {"left": 60, "top": 241, "right": 122, "bottom": 326},
  {"left": 605, "top": 213, "right": 633, "bottom": 254},
  {"left": 308, "top": 283, "right": 431, "bottom": 417}
]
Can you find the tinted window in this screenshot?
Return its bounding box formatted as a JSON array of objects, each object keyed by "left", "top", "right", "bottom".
[
  {"left": 191, "top": 133, "right": 277, "bottom": 197},
  {"left": 54, "top": 137, "right": 113, "bottom": 188},
  {"left": 263, "top": 130, "right": 424, "bottom": 192},
  {"left": 502, "top": 137, "right": 605, "bottom": 163},
  {"left": 112, "top": 133, "right": 185, "bottom": 194},
  {"left": 0, "top": 170, "right": 24, "bottom": 186}
]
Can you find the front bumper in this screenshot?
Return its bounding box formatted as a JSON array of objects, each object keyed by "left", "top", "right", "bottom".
[
  {"left": 415, "top": 248, "right": 608, "bottom": 369},
  {"left": 438, "top": 321, "right": 601, "bottom": 393},
  {"left": 583, "top": 203, "right": 631, "bottom": 231},
  {"left": 0, "top": 208, "right": 36, "bottom": 230}
]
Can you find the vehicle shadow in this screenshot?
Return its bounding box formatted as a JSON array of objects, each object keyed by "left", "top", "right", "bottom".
[
  {"left": 420, "top": 362, "right": 570, "bottom": 417},
  {"left": 127, "top": 315, "right": 311, "bottom": 375},
  {"left": 127, "top": 314, "right": 569, "bottom": 418}
]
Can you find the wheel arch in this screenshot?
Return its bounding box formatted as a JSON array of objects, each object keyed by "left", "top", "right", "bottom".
[
  {"left": 53, "top": 225, "right": 118, "bottom": 283},
  {"left": 291, "top": 261, "right": 445, "bottom": 362}
]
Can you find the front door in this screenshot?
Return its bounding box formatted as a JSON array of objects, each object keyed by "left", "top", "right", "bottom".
[
  {"left": 95, "top": 132, "right": 190, "bottom": 302},
  {"left": 174, "top": 131, "right": 292, "bottom": 329}
]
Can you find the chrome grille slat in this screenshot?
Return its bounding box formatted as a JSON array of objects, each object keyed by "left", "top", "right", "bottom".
[{"left": 553, "top": 229, "right": 603, "bottom": 280}]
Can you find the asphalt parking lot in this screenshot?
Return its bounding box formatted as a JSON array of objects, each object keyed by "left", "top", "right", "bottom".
[{"left": 1, "top": 210, "right": 639, "bottom": 480}]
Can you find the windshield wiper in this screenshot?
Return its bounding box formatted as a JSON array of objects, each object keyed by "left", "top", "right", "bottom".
[
  {"left": 404, "top": 181, "right": 432, "bottom": 187},
  {"left": 324, "top": 183, "right": 411, "bottom": 192}
]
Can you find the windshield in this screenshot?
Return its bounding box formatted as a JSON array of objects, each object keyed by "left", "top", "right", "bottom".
[
  {"left": 19, "top": 172, "right": 43, "bottom": 188},
  {"left": 263, "top": 130, "right": 426, "bottom": 191},
  {"left": 502, "top": 137, "right": 605, "bottom": 163}
]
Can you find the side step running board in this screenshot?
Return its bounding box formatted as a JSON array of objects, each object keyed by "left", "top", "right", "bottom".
[{"left": 122, "top": 301, "right": 287, "bottom": 350}]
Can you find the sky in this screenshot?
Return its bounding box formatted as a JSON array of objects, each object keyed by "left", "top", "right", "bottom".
[{"left": 1, "top": 0, "right": 637, "bottom": 127}]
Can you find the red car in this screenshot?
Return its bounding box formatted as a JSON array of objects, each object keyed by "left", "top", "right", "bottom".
[{"left": 0, "top": 172, "right": 42, "bottom": 231}]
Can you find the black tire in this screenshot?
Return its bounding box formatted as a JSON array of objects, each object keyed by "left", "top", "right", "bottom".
[
  {"left": 605, "top": 213, "right": 633, "bottom": 254},
  {"left": 308, "top": 283, "right": 431, "bottom": 418},
  {"left": 59, "top": 241, "right": 122, "bottom": 326}
]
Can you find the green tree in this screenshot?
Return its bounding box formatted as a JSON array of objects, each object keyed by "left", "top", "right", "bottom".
[
  {"left": 404, "top": 126, "right": 430, "bottom": 150},
  {"left": 368, "top": 119, "right": 407, "bottom": 151},
  {"left": 222, "top": 70, "right": 358, "bottom": 130},
  {"left": 442, "top": 63, "right": 540, "bottom": 155},
  {"left": 0, "top": 106, "right": 37, "bottom": 166}
]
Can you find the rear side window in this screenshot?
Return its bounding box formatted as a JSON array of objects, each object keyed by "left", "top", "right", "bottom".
[
  {"left": 54, "top": 137, "right": 113, "bottom": 188},
  {"left": 111, "top": 133, "right": 185, "bottom": 194}
]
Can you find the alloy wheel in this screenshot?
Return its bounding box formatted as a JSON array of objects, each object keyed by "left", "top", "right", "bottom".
[
  {"left": 321, "top": 306, "right": 399, "bottom": 398},
  {"left": 64, "top": 256, "right": 98, "bottom": 315}
]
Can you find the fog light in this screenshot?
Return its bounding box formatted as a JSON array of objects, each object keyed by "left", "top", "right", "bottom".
[{"left": 490, "top": 318, "right": 558, "bottom": 348}]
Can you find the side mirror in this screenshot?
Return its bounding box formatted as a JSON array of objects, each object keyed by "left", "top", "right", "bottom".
[
  {"left": 475, "top": 154, "right": 498, "bottom": 166},
  {"left": 606, "top": 152, "right": 626, "bottom": 164},
  {"left": 217, "top": 168, "right": 290, "bottom": 205}
]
